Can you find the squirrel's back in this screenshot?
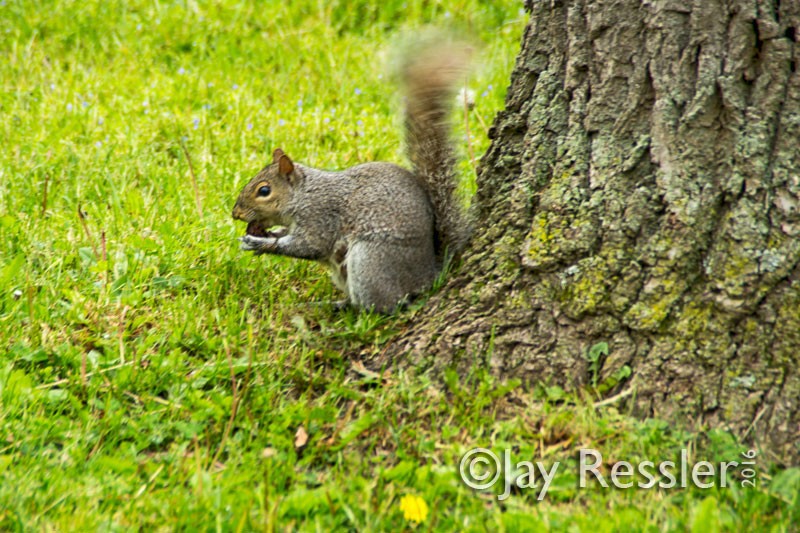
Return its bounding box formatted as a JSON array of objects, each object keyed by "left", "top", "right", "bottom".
[{"left": 317, "top": 162, "right": 435, "bottom": 244}]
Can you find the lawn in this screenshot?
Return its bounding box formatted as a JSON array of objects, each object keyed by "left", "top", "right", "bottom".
[{"left": 1, "top": 0, "right": 798, "bottom": 530}]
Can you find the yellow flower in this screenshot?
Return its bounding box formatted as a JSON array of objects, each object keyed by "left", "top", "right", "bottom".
[{"left": 399, "top": 494, "right": 429, "bottom": 524}]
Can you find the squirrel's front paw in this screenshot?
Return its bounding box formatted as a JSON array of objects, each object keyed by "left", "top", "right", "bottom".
[{"left": 239, "top": 234, "right": 276, "bottom": 254}]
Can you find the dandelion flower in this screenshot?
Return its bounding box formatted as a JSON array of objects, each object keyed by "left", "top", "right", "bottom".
[{"left": 399, "top": 495, "right": 428, "bottom": 524}]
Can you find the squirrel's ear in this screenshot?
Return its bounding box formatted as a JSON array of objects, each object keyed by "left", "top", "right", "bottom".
[
  {"left": 272, "top": 148, "right": 285, "bottom": 164},
  {"left": 278, "top": 154, "right": 295, "bottom": 176}
]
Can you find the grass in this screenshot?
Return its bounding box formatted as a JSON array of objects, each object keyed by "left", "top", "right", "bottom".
[{"left": 1, "top": 0, "right": 799, "bottom": 530}]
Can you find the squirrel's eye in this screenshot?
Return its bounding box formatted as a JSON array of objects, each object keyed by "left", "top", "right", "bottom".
[{"left": 257, "top": 185, "right": 271, "bottom": 197}]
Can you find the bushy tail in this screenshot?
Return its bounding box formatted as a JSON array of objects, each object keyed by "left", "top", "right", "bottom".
[{"left": 398, "top": 34, "right": 472, "bottom": 262}]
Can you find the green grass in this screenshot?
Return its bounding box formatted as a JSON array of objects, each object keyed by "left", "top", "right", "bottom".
[{"left": 1, "top": 0, "right": 799, "bottom": 530}]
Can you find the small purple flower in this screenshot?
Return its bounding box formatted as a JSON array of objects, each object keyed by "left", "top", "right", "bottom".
[
  {"left": 247, "top": 123, "right": 253, "bottom": 130},
  {"left": 323, "top": 117, "right": 330, "bottom": 124},
  {"left": 193, "top": 118, "right": 199, "bottom": 129},
  {"left": 98, "top": 118, "right": 104, "bottom": 125},
  {"left": 278, "top": 119, "right": 286, "bottom": 126},
  {"left": 482, "top": 91, "right": 489, "bottom": 97},
  {"left": 297, "top": 99, "right": 303, "bottom": 108},
  {"left": 178, "top": 67, "right": 186, "bottom": 75},
  {"left": 136, "top": 24, "right": 142, "bottom": 31},
  {"left": 95, "top": 141, "right": 102, "bottom": 148},
  {"left": 50, "top": 83, "right": 55, "bottom": 90},
  {"left": 207, "top": 82, "right": 213, "bottom": 88},
  {"left": 354, "top": 88, "right": 362, "bottom": 96},
  {"left": 203, "top": 103, "right": 211, "bottom": 110},
  {"left": 81, "top": 101, "right": 89, "bottom": 108},
  {"left": 66, "top": 103, "right": 73, "bottom": 111},
  {"left": 357, "top": 120, "right": 364, "bottom": 127},
  {"left": 232, "top": 83, "right": 239, "bottom": 90}
]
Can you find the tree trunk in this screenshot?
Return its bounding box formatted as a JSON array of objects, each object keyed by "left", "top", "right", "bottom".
[{"left": 378, "top": 0, "right": 800, "bottom": 463}]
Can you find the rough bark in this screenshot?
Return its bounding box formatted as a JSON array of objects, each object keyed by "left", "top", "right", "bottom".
[{"left": 377, "top": 0, "right": 800, "bottom": 463}]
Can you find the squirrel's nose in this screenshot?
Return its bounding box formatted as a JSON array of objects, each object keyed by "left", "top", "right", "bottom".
[{"left": 232, "top": 202, "right": 242, "bottom": 220}]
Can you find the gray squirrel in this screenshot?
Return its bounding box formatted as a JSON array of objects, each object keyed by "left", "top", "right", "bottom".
[{"left": 232, "top": 38, "right": 472, "bottom": 312}]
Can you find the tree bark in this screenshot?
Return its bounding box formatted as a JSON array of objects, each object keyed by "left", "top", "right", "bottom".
[{"left": 378, "top": 0, "right": 800, "bottom": 463}]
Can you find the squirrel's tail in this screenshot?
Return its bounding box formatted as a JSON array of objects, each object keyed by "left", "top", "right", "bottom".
[{"left": 398, "top": 34, "right": 472, "bottom": 262}]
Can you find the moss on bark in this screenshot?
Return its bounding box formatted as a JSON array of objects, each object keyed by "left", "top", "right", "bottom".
[{"left": 377, "top": 0, "right": 800, "bottom": 463}]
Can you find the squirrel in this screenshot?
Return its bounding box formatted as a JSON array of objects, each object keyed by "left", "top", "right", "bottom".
[{"left": 231, "top": 38, "right": 472, "bottom": 312}]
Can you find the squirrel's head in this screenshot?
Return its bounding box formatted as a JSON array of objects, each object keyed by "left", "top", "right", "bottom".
[{"left": 232, "top": 148, "right": 300, "bottom": 237}]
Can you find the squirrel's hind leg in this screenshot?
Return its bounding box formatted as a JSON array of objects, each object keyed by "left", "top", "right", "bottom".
[{"left": 346, "top": 241, "right": 437, "bottom": 313}]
